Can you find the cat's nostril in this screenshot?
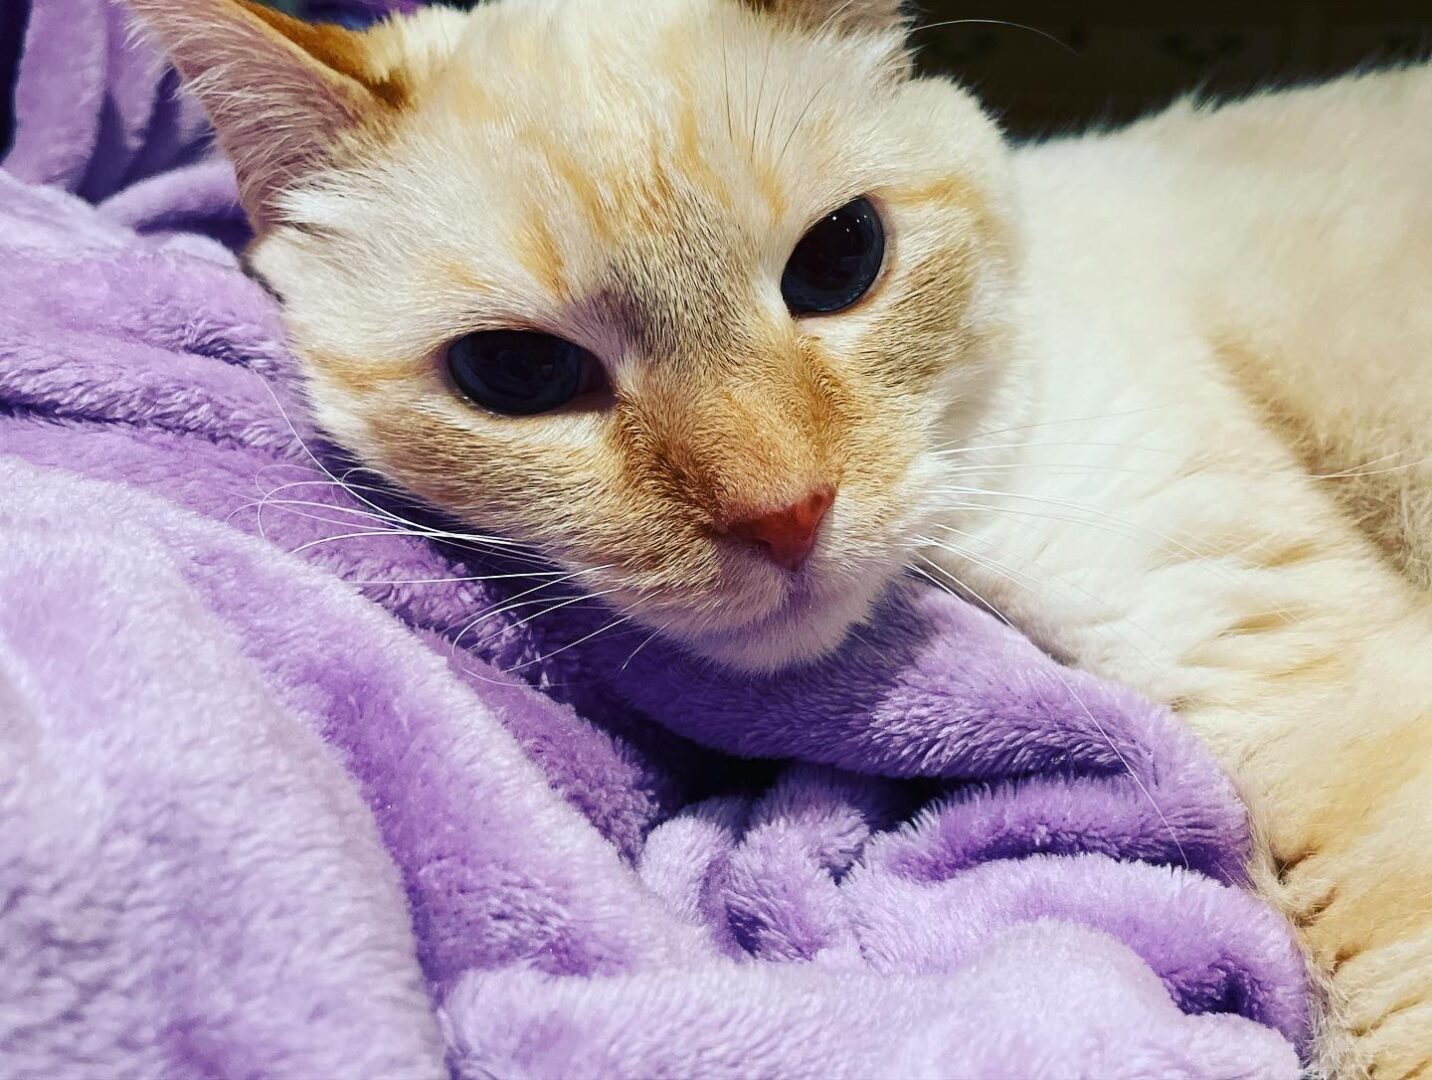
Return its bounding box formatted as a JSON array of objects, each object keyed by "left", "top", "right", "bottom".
[{"left": 722, "top": 486, "right": 836, "bottom": 572}]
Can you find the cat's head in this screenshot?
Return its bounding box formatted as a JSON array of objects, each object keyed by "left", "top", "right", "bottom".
[{"left": 133, "top": 0, "right": 1023, "bottom": 670}]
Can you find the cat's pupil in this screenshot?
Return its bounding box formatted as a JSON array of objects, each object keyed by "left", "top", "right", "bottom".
[
  {"left": 446, "top": 330, "right": 595, "bottom": 416},
  {"left": 780, "top": 197, "right": 885, "bottom": 316}
]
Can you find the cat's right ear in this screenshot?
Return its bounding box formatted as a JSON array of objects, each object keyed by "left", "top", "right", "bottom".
[{"left": 127, "top": 0, "right": 401, "bottom": 231}]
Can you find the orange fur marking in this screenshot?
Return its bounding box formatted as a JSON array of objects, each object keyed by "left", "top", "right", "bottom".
[{"left": 240, "top": 1, "right": 408, "bottom": 106}]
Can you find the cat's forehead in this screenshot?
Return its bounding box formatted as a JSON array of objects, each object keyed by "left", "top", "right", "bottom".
[
  {"left": 426, "top": 0, "right": 899, "bottom": 112},
  {"left": 416, "top": 0, "right": 903, "bottom": 225},
  {"left": 414, "top": 11, "right": 880, "bottom": 323}
]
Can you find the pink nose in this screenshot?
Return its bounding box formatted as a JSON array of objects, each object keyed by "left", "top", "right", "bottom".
[{"left": 724, "top": 487, "right": 835, "bottom": 572}]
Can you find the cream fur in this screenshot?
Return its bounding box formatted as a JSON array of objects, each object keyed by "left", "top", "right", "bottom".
[
  {"left": 939, "top": 67, "right": 1432, "bottom": 1078},
  {"left": 131, "top": 0, "right": 1432, "bottom": 1073}
]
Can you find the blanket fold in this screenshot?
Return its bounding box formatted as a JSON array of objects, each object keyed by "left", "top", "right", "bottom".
[{"left": 0, "top": 1, "right": 1310, "bottom": 1075}]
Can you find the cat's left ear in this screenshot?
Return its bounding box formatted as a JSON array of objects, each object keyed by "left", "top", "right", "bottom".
[
  {"left": 741, "top": 0, "right": 908, "bottom": 37},
  {"left": 127, "top": 0, "right": 399, "bottom": 231}
]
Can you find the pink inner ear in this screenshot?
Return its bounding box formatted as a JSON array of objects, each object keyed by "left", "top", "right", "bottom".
[{"left": 128, "top": 0, "right": 382, "bottom": 230}]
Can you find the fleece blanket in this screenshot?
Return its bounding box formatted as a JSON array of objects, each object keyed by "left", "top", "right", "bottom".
[{"left": 0, "top": 0, "right": 1310, "bottom": 1075}]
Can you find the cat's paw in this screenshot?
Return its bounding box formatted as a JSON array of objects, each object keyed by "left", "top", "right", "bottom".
[
  {"left": 1274, "top": 812, "right": 1432, "bottom": 1077},
  {"left": 1321, "top": 929, "right": 1432, "bottom": 1077},
  {"left": 1349, "top": 1004, "right": 1432, "bottom": 1079}
]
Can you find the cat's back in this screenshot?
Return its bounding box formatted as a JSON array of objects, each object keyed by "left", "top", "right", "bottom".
[
  {"left": 1012, "top": 63, "right": 1432, "bottom": 586},
  {"left": 1002, "top": 73, "right": 1432, "bottom": 1073}
]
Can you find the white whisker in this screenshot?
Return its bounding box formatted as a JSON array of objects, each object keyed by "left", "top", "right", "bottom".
[
  {"left": 934, "top": 402, "right": 1187, "bottom": 451},
  {"left": 619, "top": 619, "right": 669, "bottom": 672},
  {"left": 448, "top": 567, "right": 615, "bottom": 652},
  {"left": 911, "top": 17, "right": 1078, "bottom": 56},
  {"left": 908, "top": 542, "right": 1188, "bottom": 870},
  {"left": 501, "top": 612, "right": 637, "bottom": 676}
]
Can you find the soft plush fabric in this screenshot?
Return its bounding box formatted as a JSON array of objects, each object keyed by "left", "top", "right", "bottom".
[{"left": 0, "top": 1, "right": 1310, "bottom": 1075}]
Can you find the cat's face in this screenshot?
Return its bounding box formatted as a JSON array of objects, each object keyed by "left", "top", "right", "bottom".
[{"left": 138, "top": 0, "right": 1022, "bottom": 670}]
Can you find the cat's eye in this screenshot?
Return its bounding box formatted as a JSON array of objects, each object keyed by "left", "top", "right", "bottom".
[
  {"left": 446, "top": 330, "right": 604, "bottom": 416},
  {"left": 780, "top": 196, "right": 886, "bottom": 316}
]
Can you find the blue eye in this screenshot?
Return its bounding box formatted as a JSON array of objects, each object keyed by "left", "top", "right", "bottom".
[
  {"left": 780, "top": 196, "right": 885, "bottom": 316},
  {"left": 446, "top": 330, "right": 603, "bottom": 416}
]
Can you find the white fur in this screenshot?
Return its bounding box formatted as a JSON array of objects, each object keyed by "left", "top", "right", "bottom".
[{"left": 927, "top": 67, "right": 1432, "bottom": 1076}]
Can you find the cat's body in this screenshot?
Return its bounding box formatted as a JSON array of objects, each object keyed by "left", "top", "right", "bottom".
[
  {"left": 943, "top": 68, "right": 1432, "bottom": 1074},
  {"left": 132, "top": 0, "right": 1431, "bottom": 1072}
]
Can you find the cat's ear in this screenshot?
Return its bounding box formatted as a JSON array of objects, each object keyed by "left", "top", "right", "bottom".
[
  {"left": 742, "top": 0, "right": 908, "bottom": 37},
  {"left": 127, "top": 0, "right": 400, "bottom": 230}
]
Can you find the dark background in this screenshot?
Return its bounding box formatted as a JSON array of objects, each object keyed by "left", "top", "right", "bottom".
[
  {"left": 233, "top": 2, "right": 1432, "bottom": 139},
  {"left": 286, "top": 1, "right": 1432, "bottom": 138},
  {"left": 13, "top": 2, "right": 1421, "bottom": 148},
  {"left": 910, "top": 2, "right": 1432, "bottom": 137}
]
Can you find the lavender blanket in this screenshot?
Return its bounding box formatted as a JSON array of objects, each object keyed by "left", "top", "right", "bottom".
[{"left": 0, "top": 1, "right": 1309, "bottom": 1075}]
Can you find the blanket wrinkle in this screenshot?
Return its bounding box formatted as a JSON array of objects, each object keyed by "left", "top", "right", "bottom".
[
  {"left": 0, "top": 0, "right": 1311, "bottom": 1075},
  {"left": 0, "top": 472, "right": 447, "bottom": 1079},
  {"left": 442, "top": 923, "right": 1299, "bottom": 1080}
]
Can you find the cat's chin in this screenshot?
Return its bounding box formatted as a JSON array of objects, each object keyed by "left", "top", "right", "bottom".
[{"left": 664, "top": 572, "right": 887, "bottom": 674}]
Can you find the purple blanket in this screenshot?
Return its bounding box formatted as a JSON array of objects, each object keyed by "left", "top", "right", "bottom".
[{"left": 0, "top": 1, "right": 1309, "bottom": 1075}]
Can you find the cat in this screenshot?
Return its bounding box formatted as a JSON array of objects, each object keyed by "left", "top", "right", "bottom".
[{"left": 130, "top": 0, "right": 1432, "bottom": 1073}]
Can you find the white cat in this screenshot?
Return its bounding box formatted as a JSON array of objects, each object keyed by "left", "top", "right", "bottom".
[{"left": 132, "top": 0, "right": 1432, "bottom": 1071}]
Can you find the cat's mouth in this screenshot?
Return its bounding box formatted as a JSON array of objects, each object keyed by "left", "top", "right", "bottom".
[
  {"left": 600, "top": 484, "right": 933, "bottom": 672},
  {"left": 630, "top": 552, "right": 896, "bottom": 673}
]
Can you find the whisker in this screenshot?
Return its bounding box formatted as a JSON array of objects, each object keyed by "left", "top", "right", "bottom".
[
  {"left": 934, "top": 402, "right": 1187, "bottom": 451},
  {"left": 762, "top": 49, "right": 798, "bottom": 157},
  {"left": 1309, "top": 451, "right": 1431, "bottom": 480},
  {"left": 252, "top": 386, "right": 550, "bottom": 564},
  {"left": 750, "top": 32, "right": 773, "bottom": 157},
  {"left": 911, "top": 17, "right": 1079, "bottom": 56},
  {"left": 454, "top": 599, "right": 649, "bottom": 690},
  {"left": 812, "top": 0, "right": 862, "bottom": 37},
  {"left": 930, "top": 484, "right": 1246, "bottom": 568},
  {"left": 501, "top": 612, "right": 638, "bottom": 676},
  {"left": 776, "top": 69, "right": 840, "bottom": 164},
  {"left": 447, "top": 567, "right": 615, "bottom": 652},
  {"left": 944, "top": 500, "right": 1282, "bottom": 609},
  {"left": 722, "top": 25, "right": 733, "bottom": 141},
  {"left": 930, "top": 443, "right": 1432, "bottom": 483},
  {"left": 935, "top": 460, "right": 1167, "bottom": 481},
  {"left": 930, "top": 439, "right": 1180, "bottom": 460},
  {"left": 619, "top": 619, "right": 669, "bottom": 672},
  {"left": 257, "top": 383, "right": 419, "bottom": 528},
  {"left": 461, "top": 586, "right": 627, "bottom": 659},
  {"left": 232, "top": 495, "right": 397, "bottom": 532},
  {"left": 347, "top": 570, "right": 569, "bottom": 587},
  {"left": 932, "top": 488, "right": 1192, "bottom": 552},
  {"left": 1048, "top": 663, "right": 1189, "bottom": 868},
  {"left": 908, "top": 542, "right": 1187, "bottom": 870},
  {"left": 512, "top": 589, "right": 662, "bottom": 687},
  {"left": 287, "top": 529, "right": 436, "bottom": 556},
  {"left": 915, "top": 534, "right": 1175, "bottom": 675},
  {"left": 245, "top": 476, "right": 555, "bottom": 567}
]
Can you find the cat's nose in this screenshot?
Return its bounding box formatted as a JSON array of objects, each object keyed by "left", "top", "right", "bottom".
[{"left": 722, "top": 486, "right": 835, "bottom": 572}]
